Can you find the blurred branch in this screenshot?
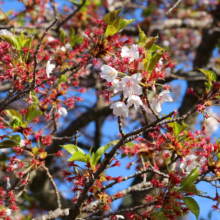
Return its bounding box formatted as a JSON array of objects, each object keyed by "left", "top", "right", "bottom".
[
  {"left": 166, "top": 0, "right": 182, "bottom": 15},
  {"left": 41, "top": 165, "right": 61, "bottom": 209},
  {"left": 56, "top": 0, "right": 86, "bottom": 30}
]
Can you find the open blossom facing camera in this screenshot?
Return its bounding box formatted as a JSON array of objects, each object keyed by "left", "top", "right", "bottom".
[
  {"left": 180, "top": 155, "right": 198, "bottom": 173},
  {"left": 110, "top": 102, "right": 128, "bottom": 117},
  {"left": 151, "top": 90, "right": 173, "bottom": 113},
  {"left": 46, "top": 59, "right": 56, "bottom": 78},
  {"left": 121, "top": 44, "right": 139, "bottom": 63},
  {"left": 100, "top": 65, "right": 118, "bottom": 83},
  {"left": 127, "top": 95, "right": 143, "bottom": 109},
  {"left": 115, "top": 73, "right": 142, "bottom": 98},
  {"left": 58, "top": 107, "right": 68, "bottom": 117}
]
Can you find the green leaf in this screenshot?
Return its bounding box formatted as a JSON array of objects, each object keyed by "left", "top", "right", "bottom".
[
  {"left": 9, "top": 119, "right": 21, "bottom": 129},
  {"left": 150, "top": 212, "right": 168, "bottom": 220},
  {"left": 57, "top": 74, "right": 67, "bottom": 86},
  {"left": 148, "top": 44, "right": 163, "bottom": 54},
  {"left": 183, "top": 197, "right": 200, "bottom": 220},
  {"left": 0, "top": 140, "right": 18, "bottom": 148},
  {"left": 125, "top": 141, "right": 135, "bottom": 147},
  {"left": 69, "top": 27, "right": 75, "bottom": 42},
  {"left": 25, "top": 105, "right": 43, "bottom": 121},
  {"left": 105, "top": 25, "right": 117, "bottom": 37},
  {"left": 138, "top": 26, "right": 147, "bottom": 47},
  {"left": 59, "top": 30, "right": 66, "bottom": 45},
  {"left": 5, "top": 109, "right": 22, "bottom": 122},
  {"left": 178, "top": 183, "right": 198, "bottom": 193},
  {"left": 92, "top": 140, "right": 119, "bottom": 165},
  {"left": 180, "top": 166, "right": 199, "bottom": 188},
  {"left": 180, "top": 121, "right": 188, "bottom": 134},
  {"left": 199, "top": 69, "right": 217, "bottom": 91},
  {"left": 67, "top": 151, "right": 88, "bottom": 163},
  {"left": 24, "top": 35, "right": 33, "bottom": 61},
  {"left": 173, "top": 122, "right": 182, "bottom": 137},
  {"left": 0, "top": 35, "right": 21, "bottom": 49},
  {"left": 178, "top": 183, "right": 206, "bottom": 195},
  {"left": 169, "top": 121, "right": 187, "bottom": 137},
  {"left": 104, "top": 7, "right": 123, "bottom": 25},
  {"left": 147, "top": 50, "right": 164, "bottom": 72},
  {"left": 30, "top": 91, "right": 39, "bottom": 104},
  {"left": 144, "top": 36, "right": 159, "bottom": 50},
  {"left": 60, "top": 144, "right": 85, "bottom": 155},
  {"left": 117, "top": 19, "right": 135, "bottom": 32},
  {"left": 17, "top": 31, "right": 30, "bottom": 48},
  {"left": 214, "top": 137, "right": 219, "bottom": 145},
  {"left": 69, "top": 34, "right": 83, "bottom": 46},
  {"left": 8, "top": 135, "right": 21, "bottom": 144},
  {"left": 199, "top": 69, "right": 217, "bottom": 82},
  {"left": 32, "top": 146, "right": 38, "bottom": 155}
]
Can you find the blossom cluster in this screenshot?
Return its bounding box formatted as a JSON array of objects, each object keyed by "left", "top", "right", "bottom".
[{"left": 100, "top": 44, "right": 173, "bottom": 117}]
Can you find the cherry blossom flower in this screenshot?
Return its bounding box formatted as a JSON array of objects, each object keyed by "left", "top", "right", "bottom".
[
  {"left": 110, "top": 102, "right": 128, "bottom": 117},
  {"left": 180, "top": 155, "right": 198, "bottom": 173},
  {"left": 121, "top": 44, "right": 139, "bottom": 63},
  {"left": 58, "top": 107, "right": 68, "bottom": 117},
  {"left": 5, "top": 209, "right": 12, "bottom": 216},
  {"left": 100, "top": 65, "right": 118, "bottom": 83},
  {"left": 0, "top": 29, "right": 13, "bottom": 36},
  {"left": 61, "top": 46, "right": 66, "bottom": 52},
  {"left": 151, "top": 90, "right": 173, "bottom": 113},
  {"left": 20, "top": 139, "right": 26, "bottom": 147},
  {"left": 155, "top": 58, "right": 163, "bottom": 72},
  {"left": 115, "top": 73, "right": 142, "bottom": 98},
  {"left": 46, "top": 59, "right": 55, "bottom": 78},
  {"left": 127, "top": 95, "right": 143, "bottom": 109},
  {"left": 200, "top": 156, "right": 207, "bottom": 164},
  {"left": 6, "top": 177, "right": 11, "bottom": 190}
]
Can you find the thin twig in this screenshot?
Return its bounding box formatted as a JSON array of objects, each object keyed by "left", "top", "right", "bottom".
[
  {"left": 74, "top": 131, "right": 79, "bottom": 146},
  {"left": 117, "top": 116, "right": 125, "bottom": 137},
  {"left": 31, "top": 17, "right": 58, "bottom": 89},
  {"left": 85, "top": 202, "right": 155, "bottom": 219},
  {"left": 42, "top": 165, "right": 61, "bottom": 209},
  {"left": 52, "top": 108, "right": 58, "bottom": 135},
  {"left": 52, "top": 134, "right": 81, "bottom": 140},
  {"left": 140, "top": 105, "right": 149, "bottom": 125},
  {"left": 145, "top": 89, "right": 161, "bottom": 120},
  {"left": 50, "top": 0, "right": 58, "bottom": 17},
  {"left": 56, "top": 0, "right": 86, "bottom": 30},
  {"left": 166, "top": 0, "right": 182, "bottom": 15},
  {"left": 141, "top": 156, "right": 147, "bottom": 182}
]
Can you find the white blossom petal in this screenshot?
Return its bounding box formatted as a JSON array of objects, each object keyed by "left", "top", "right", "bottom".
[
  {"left": 5, "top": 209, "right": 12, "bottom": 217},
  {"left": 0, "top": 29, "right": 13, "bottom": 36},
  {"left": 46, "top": 59, "right": 55, "bottom": 78},
  {"left": 100, "top": 65, "right": 118, "bottom": 82},
  {"left": 151, "top": 90, "right": 173, "bottom": 113},
  {"left": 116, "top": 215, "right": 125, "bottom": 219},
  {"left": 20, "top": 139, "right": 26, "bottom": 147},
  {"left": 58, "top": 107, "right": 68, "bottom": 117},
  {"left": 160, "top": 94, "right": 173, "bottom": 103},
  {"left": 127, "top": 95, "right": 143, "bottom": 109},
  {"left": 121, "top": 44, "right": 139, "bottom": 63},
  {"left": 186, "top": 161, "right": 198, "bottom": 173},
  {"left": 110, "top": 102, "right": 128, "bottom": 117},
  {"left": 180, "top": 161, "right": 187, "bottom": 169},
  {"left": 151, "top": 100, "right": 162, "bottom": 113},
  {"left": 131, "top": 73, "right": 142, "bottom": 83},
  {"left": 121, "top": 46, "right": 130, "bottom": 57}
]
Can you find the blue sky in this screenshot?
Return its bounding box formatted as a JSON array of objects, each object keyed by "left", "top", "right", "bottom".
[{"left": 1, "top": 0, "right": 220, "bottom": 219}]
